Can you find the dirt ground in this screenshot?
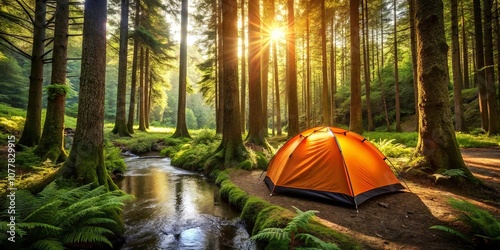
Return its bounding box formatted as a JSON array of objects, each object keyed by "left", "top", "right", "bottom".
[{"left": 229, "top": 147, "right": 500, "bottom": 250}]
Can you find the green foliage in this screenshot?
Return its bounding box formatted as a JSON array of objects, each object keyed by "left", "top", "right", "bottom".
[
  {"left": 430, "top": 198, "right": 500, "bottom": 248},
  {"left": 0, "top": 116, "right": 24, "bottom": 134},
  {"left": 455, "top": 133, "right": 500, "bottom": 148},
  {"left": 370, "top": 138, "right": 414, "bottom": 158},
  {"left": 251, "top": 206, "right": 340, "bottom": 250},
  {"left": 0, "top": 183, "right": 133, "bottom": 249},
  {"left": 104, "top": 143, "right": 126, "bottom": 174},
  {"left": 46, "top": 84, "right": 70, "bottom": 100},
  {"left": 364, "top": 131, "right": 418, "bottom": 148},
  {"left": 241, "top": 197, "right": 273, "bottom": 231}
]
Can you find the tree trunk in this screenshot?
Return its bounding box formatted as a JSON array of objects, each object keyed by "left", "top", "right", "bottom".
[
  {"left": 483, "top": 0, "right": 500, "bottom": 134},
  {"left": 394, "top": 0, "right": 401, "bottom": 132},
  {"left": 209, "top": 0, "right": 246, "bottom": 169},
  {"left": 172, "top": 0, "right": 190, "bottom": 138},
  {"left": 321, "top": 0, "right": 330, "bottom": 126},
  {"left": 379, "top": 11, "right": 391, "bottom": 131},
  {"left": 144, "top": 48, "right": 150, "bottom": 129},
  {"left": 247, "top": 0, "right": 265, "bottom": 145},
  {"left": 273, "top": 41, "right": 282, "bottom": 136},
  {"left": 473, "top": 0, "right": 489, "bottom": 131},
  {"left": 413, "top": 0, "right": 473, "bottom": 179},
  {"left": 461, "top": 5, "right": 470, "bottom": 89},
  {"left": 112, "top": 0, "right": 131, "bottom": 137},
  {"left": 62, "top": 0, "right": 117, "bottom": 189},
  {"left": 35, "top": 0, "right": 69, "bottom": 163},
  {"left": 451, "top": 0, "right": 466, "bottom": 132},
  {"left": 262, "top": 0, "right": 272, "bottom": 136},
  {"left": 286, "top": 0, "right": 299, "bottom": 137},
  {"left": 409, "top": 0, "right": 419, "bottom": 131},
  {"left": 362, "top": 0, "right": 373, "bottom": 131},
  {"left": 240, "top": 0, "right": 246, "bottom": 133},
  {"left": 138, "top": 46, "right": 146, "bottom": 131},
  {"left": 127, "top": 1, "right": 140, "bottom": 134},
  {"left": 350, "top": 0, "right": 363, "bottom": 134},
  {"left": 305, "top": 5, "right": 311, "bottom": 128},
  {"left": 330, "top": 12, "right": 337, "bottom": 126},
  {"left": 17, "top": 0, "right": 46, "bottom": 148},
  {"left": 216, "top": 0, "right": 224, "bottom": 134}
]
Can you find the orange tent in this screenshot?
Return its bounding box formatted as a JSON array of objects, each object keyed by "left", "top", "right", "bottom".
[{"left": 265, "top": 127, "right": 405, "bottom": 208}]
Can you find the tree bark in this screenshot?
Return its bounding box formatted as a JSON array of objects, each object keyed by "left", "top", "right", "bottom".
[
  {"left": 172, "top": 0, "right": 190, "bottom": 138},
  {"left": 144, "top": 48, "right": 150, "bottom": 129},
  {"left": 461, "top": 5, "right": 470, "bottom": 89},
  {"left": 138, "top": 46, "right": 146, "bottom": 131},
  {"left": 321, "top": 0, "right": 330, "bottom": 126},
  {"left": 362, "top": 0, "right": 373, "bottom": 131},
  {"left": 409, "top": 0, "right": 419, "bottom": 131},
  {"left": 330, "top": 12, "right": 337, "bottom": 126},
  {"left": 413, "top": 0, "right": 473, "bottom": 178},
  {"left": 240, "top": 0, "right": 246, "bottom": 133},
  {"left": 209, "top": 0, "right": 246, "bottom": 169},
  {"left": 473, "top": 0, "right": 489, "bottom": 131},
  {"left": 127, "top": 0, "right": 141, "bottom": 134},
  {"left": 35, "top": 0, "right": 69, "bottom": 163},
  {"left": 286, "top": 0, "right": 299, "bottom": 137},
  {"left": 350, "top": 0, "right": 363, "bottom": 134},
  {"left": 62, "top": 0, "right": 117, "bottom": 189},
  {"left": 247, "top": 0, "right": 265, "bottom": 145},
  {"left": 17, "top": 0, "right": 46, "bottom": 148},
  {"left": 112, "top": 0, "right": 131, "bottom": 137},
  {"left": 483, "top": 0, "right": 500, "bottom": 134},
  {"left": 451, "top": 0, "right": 466, "bottom": 132},
  {"left": 394, "top": 0, "right": 401, "bottom": 132}
]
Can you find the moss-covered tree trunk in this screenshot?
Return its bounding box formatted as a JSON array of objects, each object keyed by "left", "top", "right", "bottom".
[
  {"left": 112, "top": 0, "right": 132, "bottom": 137},
  {"left": 17, "top": 0, "right": 46, "bottom": 148},
  {"left": 62, "top": 0, "right": 116, "bottom": 190},
  {"left": 413, "top": 0, "right": 473, "bottom": 179},
  {"left": 34, "top": 0, "right": 69, "bottom": 163},
  {"left": 208, "top": 0, "right": 246, "bottom": 169}
]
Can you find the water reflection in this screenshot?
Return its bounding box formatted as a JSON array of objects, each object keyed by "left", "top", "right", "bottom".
[{"left": 117, "top": 157, "right": 255, "bottom": 250}]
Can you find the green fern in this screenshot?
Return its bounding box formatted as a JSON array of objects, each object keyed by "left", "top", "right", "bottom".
[
  {"left": 251, "top": 206, "right": 339, "bottom": 249},
  {"left": 430, "top": 198, "right": 500, "bottom": 248},
  {"left": 0, "top": 182, "right": 133, "bottom": 249}
]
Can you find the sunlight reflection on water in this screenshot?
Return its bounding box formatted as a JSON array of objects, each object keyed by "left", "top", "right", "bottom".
[{"left": 117, "top": 157, "right": 256, "bottom": 250}]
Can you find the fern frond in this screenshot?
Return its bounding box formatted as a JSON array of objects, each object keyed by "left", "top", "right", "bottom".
[
  {"left": 22, "top": 200, "right": 63, "bottom": 223},
  {"left": 296, "top": 233, "right": 340, "bottom": 250},
  {"left": 30, "top": 239, "right": 64, "bottom": 250},
  {"left": 430, "top": 225, "right": 470, "bottom": 242},
  {"left": 286, "top": 206, "right": 318, "bottom": 233},
  {"left": 250, "top": 227, "right": 290, "bottom": 244},
  {"left": 17, "top": 222, "right": 62, "bottom": 234},
  {"left": 79, "top": 217, "right": 117, "bottom": 226},
  {"left": 63, "top": 226, "right": 114, "bottom": 247}
]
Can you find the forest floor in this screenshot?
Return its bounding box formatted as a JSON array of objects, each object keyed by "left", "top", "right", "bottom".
[{"left": 229, "top": 147, "right": 500, "bottom": 250}]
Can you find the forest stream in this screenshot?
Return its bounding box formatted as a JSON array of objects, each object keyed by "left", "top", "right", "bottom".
[{"left": 115, "top": 157, "right": 256, "bottom": 250}]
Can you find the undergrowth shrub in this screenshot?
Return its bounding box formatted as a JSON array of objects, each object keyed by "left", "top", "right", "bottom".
[
  {"left": 430, "top": 198, "right": 500, "bottom": 249},
  {"left": 370, "top": 138, "right": 414, "bottom": 158},
  {"left": 104, "top": 143, "right": 126, "bottom": 174},
  {"left": 0, "top": 183, "right": 133, "bottom": 249}
]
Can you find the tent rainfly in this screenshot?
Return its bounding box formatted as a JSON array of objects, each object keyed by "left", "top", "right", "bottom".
[{"left": 264, "top": 127, "right": 406, "bottom": 208}]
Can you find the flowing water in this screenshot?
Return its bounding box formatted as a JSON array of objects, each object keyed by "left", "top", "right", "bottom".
[{"left": 116, "top": 157, "right": 256, "bottom": 250}]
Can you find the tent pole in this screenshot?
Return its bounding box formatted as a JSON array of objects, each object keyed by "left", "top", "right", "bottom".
[{"left": 386, "top": 158, "right": 412, "bottom": 193}]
